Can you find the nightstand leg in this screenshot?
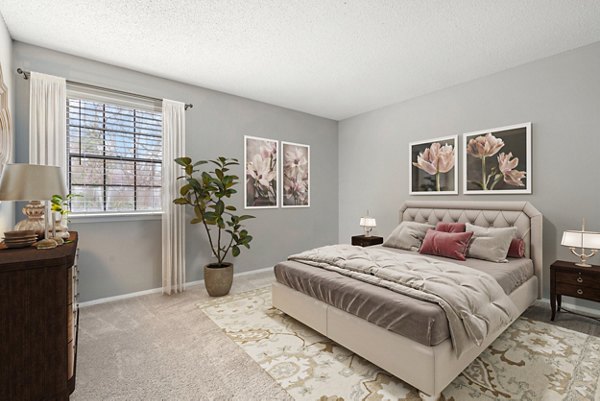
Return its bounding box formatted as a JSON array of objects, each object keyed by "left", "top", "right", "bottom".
[
  {"left": 550, "top": 293, "right": 557, "bottom": 321},
  {"left": 557, "top": 295, "right": 562, "bottom": 312}
]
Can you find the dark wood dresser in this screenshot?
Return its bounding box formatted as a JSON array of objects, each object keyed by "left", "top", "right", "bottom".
[
  {"left": 550, "top": 259, "right": 600, "bottom": 321},
  {"left": 0, "top": 232, "right": 79, "bottom": 401}
]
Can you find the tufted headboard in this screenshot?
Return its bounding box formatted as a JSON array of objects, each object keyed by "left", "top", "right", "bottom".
[{"left": 399, "top": 201, "right": 543, "bottom": 297}]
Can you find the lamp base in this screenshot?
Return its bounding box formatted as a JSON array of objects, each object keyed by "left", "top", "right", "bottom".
[
  {"left": 36, "top": 238, "right": 58, "bottom": 250},
  {"left": 575, "top": 262, "right": 593, "bottom": 268}
]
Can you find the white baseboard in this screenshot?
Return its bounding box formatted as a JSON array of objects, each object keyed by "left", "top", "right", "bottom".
[
  {"left": 79, "top": 266, "right": 273, "bottom": 308},
  {"left": 538, "top": 297, "right": 600, "bottom": 318}
]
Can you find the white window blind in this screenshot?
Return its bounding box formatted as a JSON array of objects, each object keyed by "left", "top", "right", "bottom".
[{"left": 66, "top": 85, "right": 163, "bottom": 214}]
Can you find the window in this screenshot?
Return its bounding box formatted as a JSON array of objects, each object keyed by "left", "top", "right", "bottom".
[{"left": 66, "top": 86, "right": 162, "bottom": 214}]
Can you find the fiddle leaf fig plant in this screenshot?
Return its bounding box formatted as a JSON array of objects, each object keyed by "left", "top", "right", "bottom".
[{"left": 173, "top": 156, "right": 254, "bottom": 266}]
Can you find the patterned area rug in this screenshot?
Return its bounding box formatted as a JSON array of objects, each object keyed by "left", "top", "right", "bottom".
[{"left": 199, "top": 287, "right": 600, "bottom": 400}]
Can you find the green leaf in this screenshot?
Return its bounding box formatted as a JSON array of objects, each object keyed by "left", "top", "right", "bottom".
[
  {"left": 173, "top": 198, "right": 188, "bottom": 205},
  {"left": 215, "top": 169, "right": 224, "bottom": 181},
  {"left": 215, "top": 200, "right": 225, "bottom": 215},
  {"left": 232, "top": 246, "right": 240, "bottom": 257},
  {"left": 225, "top": 205, "right": 236, "bottom": 211},
  {"left": 190, "top": 218, "right": 202, "bottom": 224},
  {"left": 193, "top": 160, "right": 208, "bottom": 166},
  {"left": 179, "top": 184, "right": 192, "bottom": 196},
  {"left": 238, "top": 215, "right": 255, "bottom": 221},
  {"left": 204, "top": 211, "right": 217, "bottom": 220},
  {"left": 174, "top": 157, "right": 192, "bottom": 166}
]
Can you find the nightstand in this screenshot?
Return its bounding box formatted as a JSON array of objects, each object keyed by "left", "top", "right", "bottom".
[
  {"left": 351, "top": 235, "right": 383, "bottom": 247},
  {"left": 550, "top": 260, "right": 600, "bottom": 321}
]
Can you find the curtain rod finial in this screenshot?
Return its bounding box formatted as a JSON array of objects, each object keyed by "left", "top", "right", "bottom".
[
  {"left": 16, "top": 68, "right": 29, "bottom": 80},
  {"left": 185, "top": 103, "right": 193, "bottom": 110}
]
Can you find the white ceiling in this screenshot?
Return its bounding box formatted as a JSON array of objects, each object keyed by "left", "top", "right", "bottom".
[{"left": 2, "top": 1, "right": 600, "bottom": 120}]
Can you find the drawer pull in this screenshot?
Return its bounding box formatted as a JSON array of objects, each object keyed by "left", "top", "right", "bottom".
[
  {"left": 577, "top": 277, "right": 583, "bottom": 283},
  {"left": 577, "top": 289, "right": 583, "bottom": 295}
]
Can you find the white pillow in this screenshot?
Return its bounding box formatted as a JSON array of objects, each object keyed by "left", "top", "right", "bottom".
[
  {"left": 383, "top": 221, "right": 434, "bottom": 251},
  {"left": 466, "top": 223, "right": 517, "bottom": 263}
]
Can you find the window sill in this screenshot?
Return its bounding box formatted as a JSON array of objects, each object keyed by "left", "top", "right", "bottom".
[{"left": 69, "top": 212, "right": 163, "bottom": 224}]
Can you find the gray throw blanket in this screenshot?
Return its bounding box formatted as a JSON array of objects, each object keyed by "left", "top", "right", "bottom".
[{"left": 289, "top": 244, "right": 519, "bottom": 356}]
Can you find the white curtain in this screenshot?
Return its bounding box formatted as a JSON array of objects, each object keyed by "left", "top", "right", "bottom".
[
  {"left": 162, "top": 99, "right": 186, "bottom": 295},
  {"left": 29, "top": 72, "right": 67, "bottom": 179}
]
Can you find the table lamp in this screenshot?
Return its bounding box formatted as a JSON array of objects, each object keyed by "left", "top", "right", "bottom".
[
  {"left": 0, "top": 163, "right": 67, "bottom": 249},
  {"left": 561, "top": 219, "right": 600, "bottom": 267},
  {"left": 360, "top": 211, "right": 376, "bottom": 237}
]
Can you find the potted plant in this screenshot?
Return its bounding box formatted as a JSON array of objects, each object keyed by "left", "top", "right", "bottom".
[
  {"left": 50, "top": 193, "right": 80, "bottom": 239},
  {"left": 173, "top": 156, "right": 254, "bottom": 297}
]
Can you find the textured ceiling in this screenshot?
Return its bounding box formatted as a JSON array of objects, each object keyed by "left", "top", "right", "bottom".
[{"left": 2, "top": 1, "right": 600, "bottom": 120}]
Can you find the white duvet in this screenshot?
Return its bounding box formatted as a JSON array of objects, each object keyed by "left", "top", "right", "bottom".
[{"left": 289, "top": 244, "right": 519, "bottom": 356}]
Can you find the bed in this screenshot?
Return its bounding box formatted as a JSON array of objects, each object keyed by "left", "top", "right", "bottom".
[{"left": 271, "top": 201, "right": 542, "bottom": 400}]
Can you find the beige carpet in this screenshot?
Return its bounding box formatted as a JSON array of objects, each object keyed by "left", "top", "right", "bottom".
[
  {"left": 71, "top": 272, "right": 291, "bottom": 401},
  {"left": 200, "top": 287, "right": 600, "bottom": 401}
]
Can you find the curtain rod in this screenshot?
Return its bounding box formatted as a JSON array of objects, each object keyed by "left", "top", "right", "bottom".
[{"left": 16, "top": 68, "right": 193, "bottom": 110}]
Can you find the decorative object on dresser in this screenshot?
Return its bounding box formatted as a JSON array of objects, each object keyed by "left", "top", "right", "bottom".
[
  {"left": 2, "top": 230, "right": 38, "bottom": 248},
  {"left": 0, "top": 232, "right": 79, "bottom": 400},
  {"left": 463, "top": 122, "right": 531, "bottom": 194},
  {"left": 550, "top": 260, "right": 600, "bottom": 321},
  {"left": 409, "top": 135, "right": 457, "bottom": 195},
  {"left": 352, "top": 234, "right": 384, "bottom": 247},
  {"left": 0, "top": 163, "right": 67, "bottom": 249},
  {"left": 560, "top": 220, "right": 600, "bottom": 267},
  {"left": 359, "top": 210, "right": 376, "bottom": 236},
  {"left": 174, "top": 156, "right": 255, "bottom": 297},
  {"left": 244, "top": 135, "right": 279, "bottom": 208},
  {"left": 51, "top": 193, "right": 81, "bottom": 240},
  {"left": 281, "top": 141, "right": 310, "bottom": 207}
]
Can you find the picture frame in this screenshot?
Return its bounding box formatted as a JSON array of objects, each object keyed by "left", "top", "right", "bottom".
[
  {"left": 281, "top": 141, "right": 310, "bottom": 208},
  {"left": 462, "top": 122, "right": 531, "bottom": 195},
  {"left": 409, "top": 135, "right": 458, "bottom": 195},
  {"left": 244, "top": 135, "right": 279, "bottom": 208}
]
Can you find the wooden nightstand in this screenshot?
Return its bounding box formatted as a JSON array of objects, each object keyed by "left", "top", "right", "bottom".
[
  {"left": 352, "top": 235, "right": 384, "bottom": 247},
  {"left": 550, "top": 260, "right": 600, "bottom": 321}
]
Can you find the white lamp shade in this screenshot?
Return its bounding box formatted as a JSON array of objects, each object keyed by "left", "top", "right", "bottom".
[
  {"left": 561, "top": 230, "right": 600, "bottom": 250},
  {"left": 0, "top": 163, "right": 67, "bottom": 201},
  {"left": 360, "top": 217, "right": 376, "bottom": 228}
]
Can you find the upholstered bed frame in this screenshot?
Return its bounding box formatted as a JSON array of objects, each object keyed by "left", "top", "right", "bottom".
[{"left": 272, "top": 201, "right": 542, "bottom": 400}]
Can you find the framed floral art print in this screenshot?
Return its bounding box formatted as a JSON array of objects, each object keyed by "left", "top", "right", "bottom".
[
  {"left": 245, "top": 136, "right": 279, "bottom": 208},
  {"left": 409, "top": 135, "right": 458, "bottom": 195},
  {"left": 463, "top": 122, "right": 531, "bottom": 195},
  {"left": 281, "top": 141, "right": 310, "bottom": 208}
]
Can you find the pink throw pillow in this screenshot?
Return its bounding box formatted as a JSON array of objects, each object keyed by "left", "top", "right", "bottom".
[
  {"left": 435, "top": 222, "right": 466, "bottom": 233},
  {"left": 507, "top": 238, "right": 525, "bottom": 258},
  {"left": 419, "top": 229, "right": 473, "bottom": 261}
]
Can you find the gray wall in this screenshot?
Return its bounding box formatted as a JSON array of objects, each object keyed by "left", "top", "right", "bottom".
[
  {"left": 339, "top": 41, "right": 600, "bottom": 305},
  {"left": 13, "top": 42, "right": 338, "bottom": 302},
  {"left": 0, "top": 14, "right": 14, "bottom": 233}
]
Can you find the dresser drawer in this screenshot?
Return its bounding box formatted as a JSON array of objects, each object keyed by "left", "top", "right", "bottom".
[
  {"left": 555, "top": 270, "right": 600, "bottom": 287},
  {"left": 555, "top": 282, "right": 600, "bottom": 302}
]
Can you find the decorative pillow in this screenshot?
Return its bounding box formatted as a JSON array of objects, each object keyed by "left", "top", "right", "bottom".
[
  {"left": 435, "top": 222, "right": 466, "bottom": 233},
  {"left": 383, "top": 221, "right": 434, "bottom": 251},
  {"left": 466, "top": 223, "right": 517, "bottom": 263},
  {"left": 419, "top": 229, "right": 473, "bottom": 261},
  {"left": 507, "top": 238, "right": 525, "bottom": 258}
]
